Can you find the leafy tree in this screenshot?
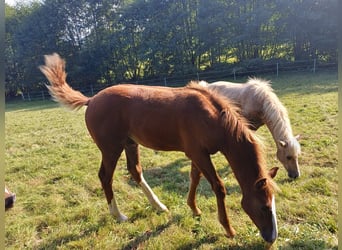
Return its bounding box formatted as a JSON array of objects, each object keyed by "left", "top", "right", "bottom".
[{"left": 4, "top": 0, "right": 337, "bottom": 98}]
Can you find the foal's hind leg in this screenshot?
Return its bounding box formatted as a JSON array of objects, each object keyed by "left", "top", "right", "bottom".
[
  {"left": 124, "top": 139, "right": 168, "bottom": 212},
  {"left": 187, "top": 162, "right": 203, "bottom": 216},
  {"left": 189, "top": 153, "right": 236, "bottom": 238},
  {"left": 99, "top": 146, "right": 128, "bottom": 222}
]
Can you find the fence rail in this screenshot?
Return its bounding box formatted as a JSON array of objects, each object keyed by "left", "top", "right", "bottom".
[{"left": 6, "top": 59, "right": 337, "bottom": 102}]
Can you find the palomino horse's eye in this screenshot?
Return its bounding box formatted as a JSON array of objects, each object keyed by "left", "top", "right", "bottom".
[{"left": 286, "top": 156, "right": 292, "bottom": 160}]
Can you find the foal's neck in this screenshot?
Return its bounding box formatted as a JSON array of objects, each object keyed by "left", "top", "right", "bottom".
[{"left": 223, "top": 137, "right": 265, "bottom": 192}]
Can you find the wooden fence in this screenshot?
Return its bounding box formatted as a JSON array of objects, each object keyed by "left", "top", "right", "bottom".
[{"left": 7, "top": 59, "right": 337, "bottom": 102}]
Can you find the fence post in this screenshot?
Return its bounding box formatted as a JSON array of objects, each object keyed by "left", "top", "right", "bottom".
[
  {"left": 233, "top": 68, "right": 236, "bottom": 80},
  {"left": 276, "top": 63, "right": 279, "bottom": 77},
  {"left": 91, "top": 85, "right": 94, "bottom": 95},
  {"left": 27, "top": 92, "right": 31, "bottom": 101},
  {"left": 313, "top": 59, "right": 316, "bottom": 73},
  {"left": 197, "top": 72, "right": 199, "bottom": 80},
  {"left": 164, "top": 77, "right": 167, "bottom": 86},
  {"left": 42, "top": 91, "right": 45, "bottom": 100}
]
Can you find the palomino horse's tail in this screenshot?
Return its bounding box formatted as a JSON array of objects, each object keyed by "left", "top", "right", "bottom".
[{"left": 39, "top": 53, "right": 90, "bottom": 110}]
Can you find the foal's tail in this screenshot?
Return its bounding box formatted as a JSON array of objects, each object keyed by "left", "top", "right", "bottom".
[{"left": 39, "top": 53, "right": 90, "bottom": 110}]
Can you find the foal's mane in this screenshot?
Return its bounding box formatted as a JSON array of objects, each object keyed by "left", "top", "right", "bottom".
[
  {"left": 187, "top": 81, "right": 258, "bottom": 144},
  {"left": 187, "top": 81, "right": 279, "bottom": 192}
]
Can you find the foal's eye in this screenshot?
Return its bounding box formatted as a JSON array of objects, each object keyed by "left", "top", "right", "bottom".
[{"left": 286, "top": 156, "right": 292, "bottom": 160}]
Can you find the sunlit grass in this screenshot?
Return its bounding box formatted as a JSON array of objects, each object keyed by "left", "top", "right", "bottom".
[{"left": 5, "top": 71, "right": 337, "bottom": 249}]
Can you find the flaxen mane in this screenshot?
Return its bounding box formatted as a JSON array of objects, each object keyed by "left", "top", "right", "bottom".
[
  {"left": 187, "top": 81, "right": 255, "bottom": 143},
  {"left": 246, "top": 78, "right": 293, "bottom": 140},
  {"left": 189, "top": 80, "right": 278, "bottom": 191},
  {"left": 198, "top": 77, "right": 301, "bottom": 179}
]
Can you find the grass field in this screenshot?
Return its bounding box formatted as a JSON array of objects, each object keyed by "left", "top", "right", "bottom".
[{"left": 5, "top": 71, "right": 338, "bottom": 249}]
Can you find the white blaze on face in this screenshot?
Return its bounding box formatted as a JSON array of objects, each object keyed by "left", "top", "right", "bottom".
[{"left": 271, "top": 195, "right": 278, "bottom": 239}]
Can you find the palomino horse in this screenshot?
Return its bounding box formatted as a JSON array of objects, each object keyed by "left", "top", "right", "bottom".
[
  {"left": 40, "top": 53, "right": 279, "bottom": 243},
  {"left": 199, "top": 79, "right": 301, "bottom": 178}
]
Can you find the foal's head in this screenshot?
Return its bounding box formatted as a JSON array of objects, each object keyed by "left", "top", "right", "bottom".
[
  {"left": 241, "top": 167, "right": 279, "bottom": 243},
  {"left": 193, "top": 83, "right": 281, "bottom": 243},
  {"left": 277, "top": 135, "right": 301, "bottom": 178},
  {"left": 219, "top": 103, "right": 280, "bottom": 243}
]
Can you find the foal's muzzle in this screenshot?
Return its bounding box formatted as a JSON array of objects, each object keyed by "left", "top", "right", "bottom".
[
  {"left": 261, "top": 196, "right": 278, "bottom": 243},
  {"left": 261, "top": 226, "right": 277, "bottom": 243}
]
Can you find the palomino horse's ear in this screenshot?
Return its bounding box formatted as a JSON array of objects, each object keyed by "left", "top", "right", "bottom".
[
  {"left": 268, "top": 167, "right": 279, "bottom": 179},
  {"left": 255, "top": 178, "right": 267, "bottom": 190},
  {"left": 278, "top": 140, "right": 287, "bottom": 147},
  {"left": 295, "top": 134, "right": 301, "bottom": 140}
]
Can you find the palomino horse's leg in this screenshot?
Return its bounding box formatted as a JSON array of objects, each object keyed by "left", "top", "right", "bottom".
[
  {"left": 99, "top": 147, "right": 128, "bottom": 222},
  {"left": 124, "top": 139, "right": 168, "bottom": 212},
  {"left": 190, "top": 153, "right": 236, "bottom": 238},
  {"left": 187, "top": 162, "right": 203, "bottom": 216}
]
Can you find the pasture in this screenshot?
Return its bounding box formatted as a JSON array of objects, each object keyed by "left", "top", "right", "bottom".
[{"left": 5, "top": 71, "right": 337, "bottom": 249}]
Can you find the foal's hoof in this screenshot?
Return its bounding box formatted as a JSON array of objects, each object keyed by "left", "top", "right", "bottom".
[
  {"left": 157, "top": 203, "right": 169, "bottom": 212},
  {"left": 224, "top": 228, "right": 236, "bottom": 238},
  {"left": 192, "top": 208, "right": 202, "bottom": 217},
  {"left": 265, "top": 242, "right": 275, "bottom": 250}
]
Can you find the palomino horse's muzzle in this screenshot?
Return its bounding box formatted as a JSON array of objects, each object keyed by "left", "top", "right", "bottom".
[
  {"left": 288, "top": 171, "right": 299, "bottom": 179},
  {"left": 287, "top": 167, "right": 300, "bottom": 179}
]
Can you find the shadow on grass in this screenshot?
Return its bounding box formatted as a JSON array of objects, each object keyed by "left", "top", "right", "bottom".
[
  {"left": 122, "top": 215, "right": 269, "bottom": 250},
  {"left": 121, "top": 214, "right": 183, "bottom": 250},
  {"left": 278, "top": 239, "right": 337, "bottom": 250},
  {"left": 36, "top": 216, "right": 109, "bottom": 250},
  {"left": 179, "top": 241, "right": 266, "bottom": 250},
  {"left": 274, "top": 82, "right": 338, "bottom": 97},
  {"left": 136, "top": 157, "right": 240, "bottom": 199},
  {"left": 270, "top": 71, "right": 338, "bottom": 95},
  {"left": 5, "top": 100, "right": 58, "bottom": 112}
]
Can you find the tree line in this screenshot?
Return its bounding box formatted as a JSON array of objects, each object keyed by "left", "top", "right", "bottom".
[{"left": 5, "top": 0, "right": 337, "bottom": 98}]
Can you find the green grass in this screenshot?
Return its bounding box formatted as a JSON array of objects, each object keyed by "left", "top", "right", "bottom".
[{"left": 5, "top": 71, "right": 338, "bottom": 249}]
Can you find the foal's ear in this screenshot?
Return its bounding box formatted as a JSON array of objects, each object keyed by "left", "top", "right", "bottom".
[{"left": 268, "top": 167, "right": 279, "bottom": 179}]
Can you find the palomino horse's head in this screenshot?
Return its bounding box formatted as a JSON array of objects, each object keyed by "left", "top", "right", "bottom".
[
  {"left": 276, "top": 135, "right": 301, "bottom": 178},
  {"left": 241, "top": 167, "right": 279, "bottom": 243}
]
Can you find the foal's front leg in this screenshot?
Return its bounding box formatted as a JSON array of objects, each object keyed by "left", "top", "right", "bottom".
[
  {"left": 124, "top": 140, "right": 168, "bottom": 212},
  {"left": 190, "top": 154, "right": 236, "bottom": 238}
]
